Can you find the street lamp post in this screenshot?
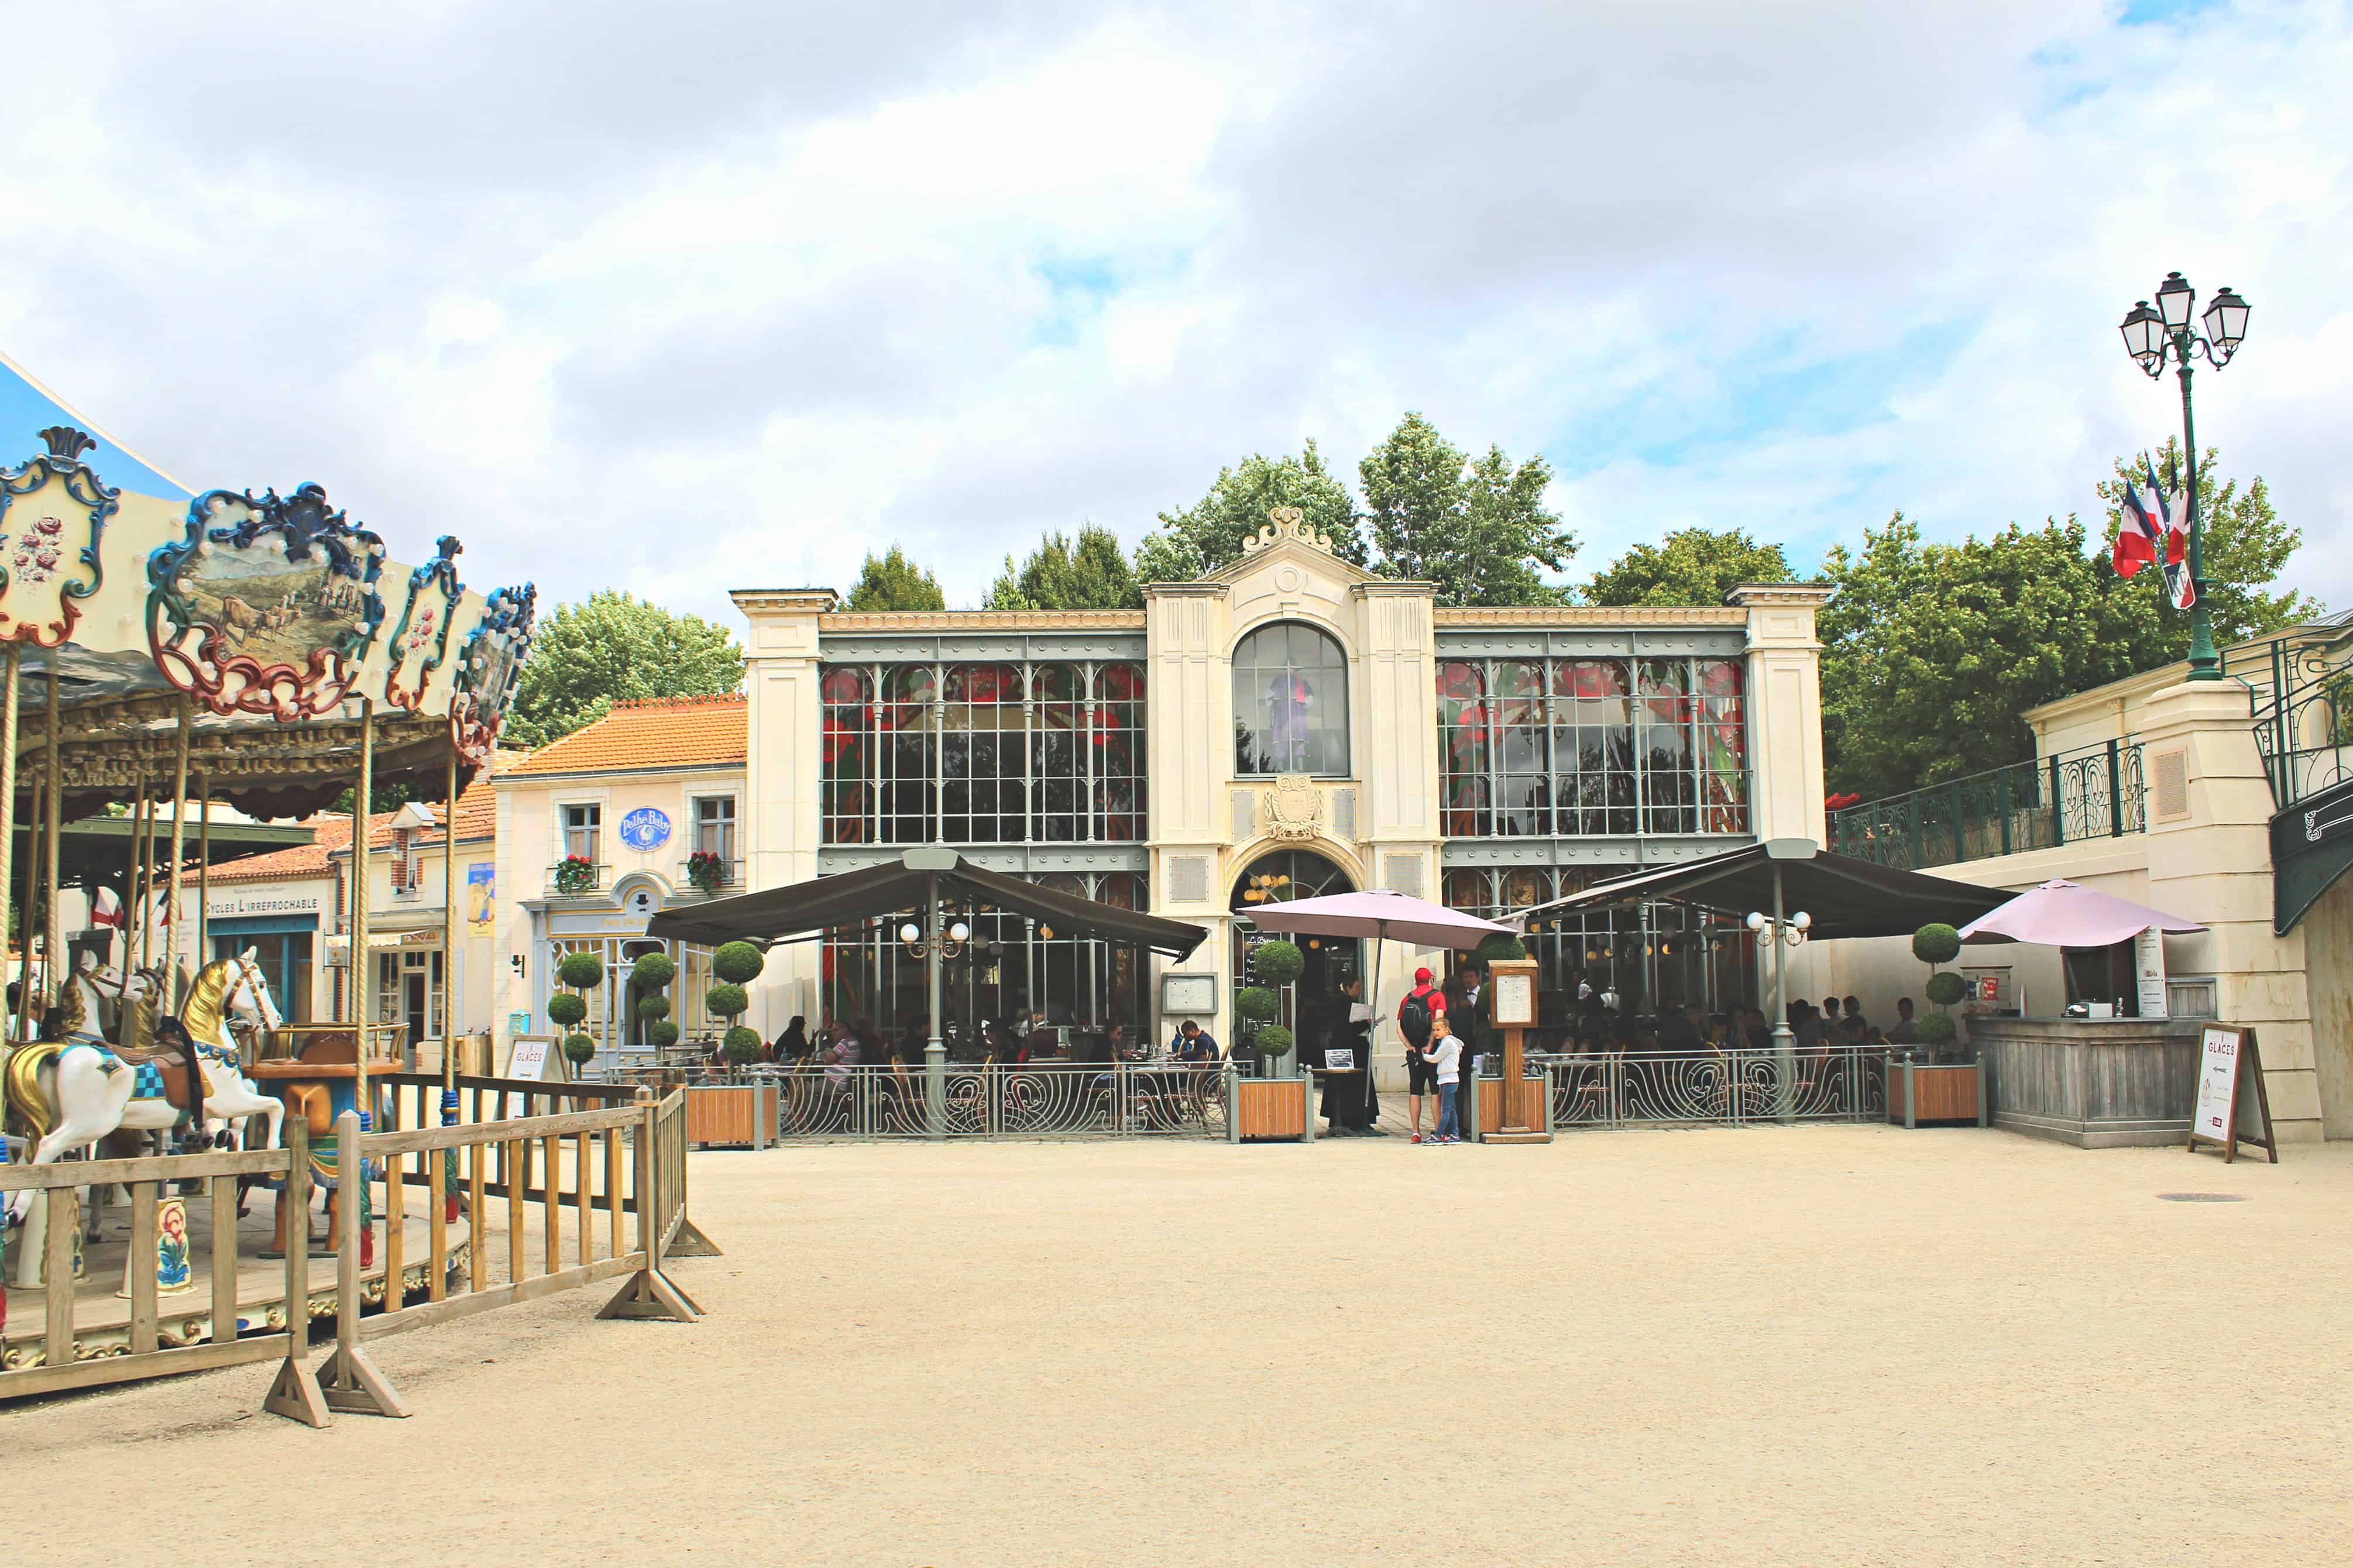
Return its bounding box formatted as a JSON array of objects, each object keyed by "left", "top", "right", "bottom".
[
  {"left": 1745, "top": 892, "right": 1811, "bottom": 1123},
  {"left": 2118, "top": 272, "right": 2251, "bottom": 682}
]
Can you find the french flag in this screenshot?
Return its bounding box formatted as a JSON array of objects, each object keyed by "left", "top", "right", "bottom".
[
  {"left": 2145, "top": 453, "right": 2196, "bottom": 610},
  {"left": 2114, "top": 474, "right": 2163, "bottom": 579}
]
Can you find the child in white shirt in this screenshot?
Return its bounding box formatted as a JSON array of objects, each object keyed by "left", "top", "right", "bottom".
[{"left": 1421, "top": 1017, "right": 1463, "bottom": 1144}]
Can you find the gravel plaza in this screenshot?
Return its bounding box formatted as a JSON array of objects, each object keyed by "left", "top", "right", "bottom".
[{"left": 12, "top": 1125, "right": 2352, "bottom": 1568}]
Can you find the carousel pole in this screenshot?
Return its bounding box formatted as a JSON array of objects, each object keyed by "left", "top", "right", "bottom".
[
  {"left": 196, "top": 776, "right": 211, "bottom": 996},
  {"left": 440, "top": 747, "right": 461, "bottom": 1222},
  {"left": 118, "top": 775, "right": 146, "bottom": 1049},
  {"left": 2, "top": 644, "right": 20, "bottom": 1048},
  {"left": 15, "top": 661, "right": 37, "bottom": 1042},
  {"left": 162, "top": 700, "right": 191, "bottom": 1007},
  {"left": 136, "top": 785, "right": 157, "bottom": 976},
  {"left": 351, "top": 699, "right": 376, "bottom": 1269},
  {"left": 43, "top": 663, "right": 62, "bottom": 1030}
]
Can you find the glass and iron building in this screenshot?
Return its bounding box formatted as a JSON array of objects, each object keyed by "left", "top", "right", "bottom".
[{"left": 492, "top": 512, "right": 1833, "bottom": 1053}]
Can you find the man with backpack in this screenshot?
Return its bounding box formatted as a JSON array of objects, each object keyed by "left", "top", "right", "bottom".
[{"left": 1397, "top": 965, "right": 1448, "bottom": 1144}]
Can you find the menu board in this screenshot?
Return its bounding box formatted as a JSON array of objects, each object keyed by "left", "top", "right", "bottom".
[{"left": 2188, "top": 1025, "right": 2276, "bottom": 1164}]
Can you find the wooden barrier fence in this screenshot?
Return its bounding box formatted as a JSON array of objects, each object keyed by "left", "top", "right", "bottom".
[{"left": 1, "top": 1084, "right": 716, "bottom": 1423}]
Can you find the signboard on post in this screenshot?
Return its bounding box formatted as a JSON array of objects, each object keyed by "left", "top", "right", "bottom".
[
  {"left": 2188, "top": 1025, "right": 2276, "bottom": 1164},
  {"left": 2135, "top": 928, "right": 2169, "bottom": 1019}
]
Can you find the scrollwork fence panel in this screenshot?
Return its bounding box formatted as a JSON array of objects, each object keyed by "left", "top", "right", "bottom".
[
  {"left": 1533, "top": 1048, "right": 1887, "bottom": 1129},
  {"left": 773, "top": 1061, "right": 1232, "bottom": 1140}
]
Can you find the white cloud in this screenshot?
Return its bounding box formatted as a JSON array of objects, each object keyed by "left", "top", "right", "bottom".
[{"left": 1, "top": 0, "right": 2345, "bottom": 620}]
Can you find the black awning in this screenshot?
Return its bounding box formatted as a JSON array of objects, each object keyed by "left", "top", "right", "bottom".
[
  {"left": 645, "top": 849, "right": 1208, "bottom": 960},
  {"left": 1512, "top": 839, "right": 2007, "bottom": 941}
]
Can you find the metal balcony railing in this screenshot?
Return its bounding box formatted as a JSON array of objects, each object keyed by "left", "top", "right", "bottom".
[
  {"left": 547, "top": 859, "right": 607, "bottom": 895},
  {"left": 1828, "top": 738, "right": 2146, "bottom": 872}
]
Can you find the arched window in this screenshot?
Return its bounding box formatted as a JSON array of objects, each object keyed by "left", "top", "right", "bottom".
[{"left": 1234, "top": 623, "right": 1348, "bottom": 776}]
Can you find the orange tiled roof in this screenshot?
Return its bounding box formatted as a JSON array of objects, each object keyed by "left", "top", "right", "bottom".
[
  {"left": 501, "top": 694, "right": 747, "bottom": 778},
  {"left": 212, "top": 771, "right": 501, "bottom": 885}
]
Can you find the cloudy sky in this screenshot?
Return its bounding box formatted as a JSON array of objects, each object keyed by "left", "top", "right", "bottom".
[{"left": 3, "top": 0, "right": 2345, "bottom": 621}]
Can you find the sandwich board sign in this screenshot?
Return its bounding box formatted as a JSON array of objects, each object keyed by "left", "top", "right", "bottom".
[
  {"left": 506, "top": 1034, "right": 554, "bottom": 1083},
  {"left": 2187, "top": 1025, "right": 2276, "bottom": 1164}
]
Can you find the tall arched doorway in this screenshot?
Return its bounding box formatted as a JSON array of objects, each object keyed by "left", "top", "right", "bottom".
[{"left": 1230, "top": 848, "right": 1359, "bottom": 1059}]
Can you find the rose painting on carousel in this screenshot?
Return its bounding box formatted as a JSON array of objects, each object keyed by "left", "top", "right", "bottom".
[{"left": 0, "top": 426, "right": 117, "bottom": 646}]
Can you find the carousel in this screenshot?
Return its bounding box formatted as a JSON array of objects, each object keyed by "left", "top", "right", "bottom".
[{"left": 0, "top": 421, "right": 536, "bottom": 1376}]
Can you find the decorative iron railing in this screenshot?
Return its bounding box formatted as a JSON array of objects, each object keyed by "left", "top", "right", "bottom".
[
  {"left": 1828, "top": 739, "right": 2145, "bottom": 871},
  {"left": 1531, "top": 1047, "right": 1890, "bottom": 1127},
  {"left": 2244, "top": 625, "right": 2353, "bottom": 810},
  {"left": 763, "top": 1060, "right": 1234, "bottom": 1140}
]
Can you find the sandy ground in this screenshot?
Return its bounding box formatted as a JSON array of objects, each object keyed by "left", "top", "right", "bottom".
[{"left": 10, "top": 1126, "right": 2352, "bottom": 1568}]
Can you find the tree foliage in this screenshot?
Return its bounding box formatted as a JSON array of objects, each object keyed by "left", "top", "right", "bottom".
[
  {"left": 1359, "top": 412, "right": 1575, "bottom": 607},
  {"left": 1134, "top": 440, "right": 1367, "bottom": 583},
  {"left": 843, "top": 546, "right": 947, "bottom": 613},
  {"left": 1819, "top": 445, "right": 2312, "bottom": 802},
  {"left": 2091, "top": 439, "right": 2319, "bottom": 654},
  {"left": 505, "top": 590, "right": 744, "bottom": 749},
  {"left": 985, "top": 523, "right": 1141, "bottom": 610},
  {"left": 1586, "top": 528, "right": 1794, "bottom": 608}
]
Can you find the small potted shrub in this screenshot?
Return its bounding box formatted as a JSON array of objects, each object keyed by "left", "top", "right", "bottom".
[
  {"left": 544, "top": 949, "right": 603, "bottom": 1075},
  {"left": 1235, "top": 985, "right": 1280, "bottom": 1071},
  {"left": 1893, "top": 921, "right": 1983, "bottom": 1126},
  {"left": 707, "top": 941, "right": 766, "bottom": 1070},
  {"left": 554, "top": 854, "right": 596, "bottom": 895},
  {"left": 1923, "top": 971, "right": 1969, "bottom": 1063}
]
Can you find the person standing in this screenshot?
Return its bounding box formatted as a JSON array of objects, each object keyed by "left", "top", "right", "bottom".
[
  {"left": 1888, "top": 998, "right": 1919, "bottom": 1046},
  {"left": 1398, "top": 965, "right": 1447, "bottom": 1144},
  {"left": 1421, "top": 1016, "right": 1463, "bottom": 1144},
  {"left": 1321, "top": 976, "right": 1376, "bottom": 1137},
  {"left": 1454, "top": 961, "right": 1492, "bottom": 1076}
]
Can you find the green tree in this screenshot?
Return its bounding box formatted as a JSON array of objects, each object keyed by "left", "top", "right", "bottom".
[
  {"left": 1821, "top": 445, "right": 2317, "bottom": 803},
  {"left": 1133, "top": 440, "right": 1367, "bottom": 582},
  {"left": 504, "top": 590, "right": 744, "bottom": 749},
  {"left": 2093, "top": 438, "right": 2318, "bottom": 654},
  {"left": 842, "top": 545, "right": 947, "bottom": 612},
  {"left": 985, "top": 523, "right": 1141, "bottom": 610},
  {"left": 1586, "top": 527, "right": 1795, "bottom": 607},
  {"left": 1359, "top": 412, "right": 1575, "bottom": 606}
]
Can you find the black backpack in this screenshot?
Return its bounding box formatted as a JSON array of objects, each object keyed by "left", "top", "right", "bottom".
[{"left": 1399, "top": 991, "right": 1434, "bottom": 1048}]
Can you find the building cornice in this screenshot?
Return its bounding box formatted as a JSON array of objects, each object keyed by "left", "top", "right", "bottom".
[
  {"left": 731, "top": 589, "right": 838, "bottom": 614},
  {"left": 1351, "top": 580, "right": 1438, "bottom": 600},
  {"left": 1726, "top": 583, "right": 1835, "bottom": 607},
  {"left": 1434, "top": 606, "right": 1749, "bottom": 627},
  {"left": 493, "top": 762, "right": 748, "bottom": 788},
  {"left": 1140, "top": 582, "right": 1232, "bottom": 601},
  {"left": 819, "top": 608, "right": 1148, "bottom": 631}
]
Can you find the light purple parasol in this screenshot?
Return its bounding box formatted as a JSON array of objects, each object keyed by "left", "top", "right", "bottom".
[
  {"left": 1956, "top": 879, "right": 2206, "bottom": 947},
  {"left": 1245, "top": 890, "right": 1515, "bottom": 1051}
]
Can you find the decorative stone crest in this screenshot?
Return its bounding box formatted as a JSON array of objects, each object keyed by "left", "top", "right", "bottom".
[
  {"left": 1263, "top": 773, "right": 1323, "bottom": 841},
  {"left": 1243, "top": 504, "right": 1337, "bottom": 558}
]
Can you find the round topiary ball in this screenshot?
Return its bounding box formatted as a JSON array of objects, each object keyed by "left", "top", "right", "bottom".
[
  {"left": 562, "top": 1033, "right": 597, "bottom": 1064},
  {"left": 545, "top": 992, "right": 587, "bottom": 1029},
  {"left": 1251, "top": 940, "right": 1306, "bottom": 987},
  {"left": 1474, "top": 932, "right": 1529, "bottom": 964},
  {"left": 705, "top": 982, "right": 748, "bottom": 1020},
  {"left": 713, "top": 940, "right": 765, "bottom": 986},
  {"left": 650, "top": 1021, "right": 681, "bottom": 1050},
  {"left": 637, "top": 993, "right": 672, "bottom": 1021},
  {"left": 558, "top": 950, "right": 605, "bottom": 990},
  {"left": 1915, "top": 1010, "right": 1959, "bottom": 1047},
  {"left": 1924, "top": 971, "right": 1969, "bottom": 1007},
  {"left": 723, "top": 1026, "right": 765, "bottom": 1065},
  {"left": 630, "top": 951, "right": 676, "bottom": 988},
  {"left": 1911, "top": 923, "right": 1962, "bottom": 966},
  {"left": 1251, "top": 1023, "right": 1294, "bottom": 1059},
  {"left": 1235, "top": 985, "right": 1278, "bottom": 1023}
]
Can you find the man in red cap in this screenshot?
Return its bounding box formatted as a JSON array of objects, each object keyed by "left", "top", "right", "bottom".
[{"left": 1397, "top": 965, "right": 1447, "bottom": 1143}]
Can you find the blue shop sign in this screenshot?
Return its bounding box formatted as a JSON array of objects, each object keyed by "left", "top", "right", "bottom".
[{"left": 619, "top": 807, "right": 672, "bottom": 852}]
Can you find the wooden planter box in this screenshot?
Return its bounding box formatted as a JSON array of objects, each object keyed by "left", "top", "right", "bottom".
[
  {"left": 686, "top": 1082, "right": 778, "bottom": 1149},
  {"left": 1465, "top": 1074, "right": 1554, "bottom": 1143},
  {"left": 1888, "top": 1060, "right": 1987, "bottom": 1129},
  {"left": 1229, "top": 1075, "right": 1313, "bottom": 1143}
]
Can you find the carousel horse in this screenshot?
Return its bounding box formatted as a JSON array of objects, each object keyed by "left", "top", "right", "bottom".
[{"left": 3, "top": 951, "right": 286, "bottom": 1226}]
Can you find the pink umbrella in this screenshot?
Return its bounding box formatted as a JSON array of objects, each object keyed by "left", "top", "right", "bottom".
[
  {"left": 1245, "top": 890, "right": 1514, "bottom": 1054},
  {"left": 1957, "top": 879, "right": 2206, "bottom": 947}
]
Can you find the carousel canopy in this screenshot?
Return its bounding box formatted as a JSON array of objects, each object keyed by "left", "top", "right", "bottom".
[
  {"left": 2, "top": 395, "right": 538, "bottom": 817},
  {"left": 1510, "top": 838, "right": 2007, "bottom": 942},
  {"left": 647, "top": 848, "right": 1209, "bottom": 960}
]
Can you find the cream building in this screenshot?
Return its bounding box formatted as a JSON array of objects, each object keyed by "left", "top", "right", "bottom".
[{"left": 495, "top": 514, "right": 1835, "bottom": 1065}]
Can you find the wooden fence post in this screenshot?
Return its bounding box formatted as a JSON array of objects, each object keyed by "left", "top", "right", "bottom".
[
  {"left": 314, "top": 1111, "right": 410, "bottom": 1417},
  {"left": 263, "top": 1116, "right": 332, "bottom": 1426},
  {"left": 599, "top": 1089, "right": 698, "bottom": 1322}
]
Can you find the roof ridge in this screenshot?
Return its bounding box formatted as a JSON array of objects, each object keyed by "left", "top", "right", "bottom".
[{"left": 608, "top": 692, "right": 746, "bottom": 711}]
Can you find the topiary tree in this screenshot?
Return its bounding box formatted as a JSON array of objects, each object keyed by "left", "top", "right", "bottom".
[
  {"left": 1924, "top": 971, "right": 1968, "bottom": 1008},
  {"left": 1252, "top": 940, "right": 1304, "bottom": 987},
  {"left": 545, "top": 991, "right": 587, "bottom": 1030},
  {"left": 548, "top": 949, "right": 604, "bottom": 1072},
  {"left": 650, "top": 1020, "right": 681, "bottom": 1050},
  {"left": 562, "top": 1033, "right": 597, "bottom": 1065},
  {"left": 1251, "top": 1024, "right": 1294, "bottom": 1068},
  {"left": 1235, "top": 984, "right": 1283, "bottom": 1075},
  {"left": 638, "top": 993, "right": 672, "bottom": 1021},
  {"left": 1915, "top": 1011, "right": 1958, "bottom": 1048},
  {"left": 558, "top": 950, "right": 605, "bottom": 990},
  {"left": 1911, "top": 924, "right": 1962, "bottom": 966},
  {"left": 705, "top": 940, "right": 765, "bottom": 1067},
  {"left": 1473, "top": 932, "right": 1529, "bottom": 964}
]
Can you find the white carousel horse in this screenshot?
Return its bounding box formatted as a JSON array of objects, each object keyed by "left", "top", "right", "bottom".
[{"left": 3, "top": 951, "right": 285, "bottom": 1227}]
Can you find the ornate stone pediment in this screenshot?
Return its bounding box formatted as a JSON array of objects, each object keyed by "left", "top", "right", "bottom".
[{"left": 1263, "top": 774, "right": 1322, "bottom": 841}]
